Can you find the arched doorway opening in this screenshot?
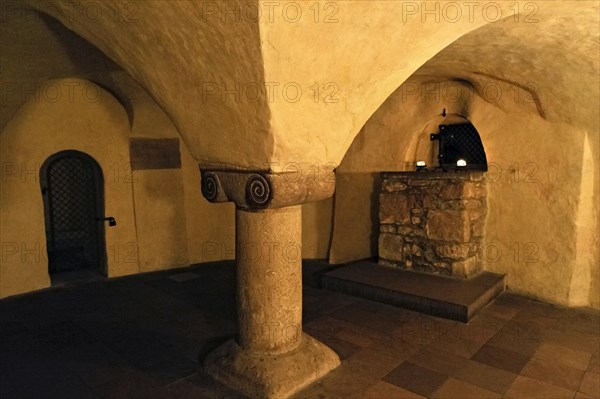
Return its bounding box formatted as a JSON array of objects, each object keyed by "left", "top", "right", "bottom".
[{"left": 40, "top": 150, "right": 107, "bottom": 281}]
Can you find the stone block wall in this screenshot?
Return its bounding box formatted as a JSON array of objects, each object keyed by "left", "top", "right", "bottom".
[{"left": 378, "top": 171, "right": 487, "bottom": 278}]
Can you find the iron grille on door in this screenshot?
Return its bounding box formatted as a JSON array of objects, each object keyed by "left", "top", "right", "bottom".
[
  {"left": 437, "top": 123, "right": 488, "bottom": 171},
  {"left": 44, "top": 152, "right": 103, "bottom": 273}
]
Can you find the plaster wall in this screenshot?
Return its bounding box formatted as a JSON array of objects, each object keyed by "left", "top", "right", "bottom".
[
  {"left": 125, "top": 77, "right": 190, "bottom": 272},
  {"left": 301, "top": 198, "right": 333, "bottom": 259},
  {"left": 473, "top": 99, "right": 599, "bottom": 309},
  {"left": 132, "top": 168, "right": 190, "bottom": 272},
  {"left": 0, "top": 79, "right": 138, "bottom": 297},
  {"left": 182, "top": 145, "right": 236, "bottom": 265}
]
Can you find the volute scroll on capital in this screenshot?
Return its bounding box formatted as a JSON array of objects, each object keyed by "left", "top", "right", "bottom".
[{"left": 200, "top": 168, "right": 336, "bottom": 210}]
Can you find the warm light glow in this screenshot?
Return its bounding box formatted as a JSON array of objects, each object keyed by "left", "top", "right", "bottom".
[
  {"left": 457, "top": 159, "right": 467, "bottom": 167},
  {"left": 416, "top": 161, "right": 426, "bottom": 167}
]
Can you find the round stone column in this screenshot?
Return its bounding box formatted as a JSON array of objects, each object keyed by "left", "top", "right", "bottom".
[
  {"left": 236, "top": 206, "right": 303, "bottom": 354},
  {"left": 201, "top": 170, "right": 339, "bottom": 399}
]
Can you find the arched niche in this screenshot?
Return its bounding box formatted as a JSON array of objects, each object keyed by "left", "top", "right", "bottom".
[
  {"left": 0, "top": 78, "right": 138, "bottom": 298},
  {"left": 407, "top": 113, "right": 488, "bottom": 172}
]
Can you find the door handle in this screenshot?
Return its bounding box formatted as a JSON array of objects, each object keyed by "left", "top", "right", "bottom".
[{"left": 97, "top": 217, "right": 117, "bottom": 227}]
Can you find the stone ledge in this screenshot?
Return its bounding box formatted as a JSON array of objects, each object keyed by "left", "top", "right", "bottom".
[
  {"left": 322, "top": 260, "right": 505, "bottom": 323},
  {"left": 204, "top": 333, "right": 340, "bottom": 399},
  {"left": 381, "top": 170, "right": 485, "bottom": 181}
]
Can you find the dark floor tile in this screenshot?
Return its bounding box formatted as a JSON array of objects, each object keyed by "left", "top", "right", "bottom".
[
  {"left": 346, "top": 347, "right": 404, "bottom": 379},
  {"left": 353, "top": 299, "right": 417, "bottom": 322},
  {"left": 424, "top": 314, "right": 505, "bottom": 358},
  {"left": 4, "top": 358, "right": 95, "bottom": 399},
  {"left": 521, "top": 357, "right": 584, "bottom": 391},
  {"left": 195, "top": 335, "right": 235, "bottom": 363},
  {"left": 361, "top": 381, "right": 427, "bottom": 398},
  {"left": 391, "top": 317, "right": 453, "bottom": 346},
  {"left": 167, "top": 371, "right": 248, "bottom": 399},
  {"left": 142, "top": 355, "right": 199, "bottom": 386},
  {"left": 329, "top": 305, "right": 407, "bottom": 334},
  {"left": 306, "top": 315, "right": 390, "bottom": 343},
  {"left": 319, "top": 334, "right": 362, "bottom": 360},
  {"left": 105, "top": 333, "right": 180, "bottom": 368},
  {"left": 486, "top": 320, "right": 541, "bottom": 357},
  {"left": 579, "top": 371, "right": 600, "bottom": 397},
  {"left": 303, "top": 287, "right": 360, "bottom": 315},
  {"left": 306, "top": 361, "right": 380, "bottom": 398},
  {"left": 589, "top": 351, "right": 600, "bottom": 374},
  {"left": 472, "top": 344, "right": 531, "bottom": 374},
  {"left": 493, "top": 293, "right": 531, "bottom": 310},
  {"left": 59, "top": 342, "right": 134, "bottom": 387},
  {"left": 93, "top": 368, "right": 171, "bottom": 399},
  {"left": 532, "top": 342, "right": 592, "bottom": 371},
  {"left": 409, "top": 346, "right": 468, "bottom": 375},
  {"left": 0, "top": 373, "right": 19, "bottom": 398},
  {"left": 431, "top": 377, "right": 501, "bottom": 398},
  {"left": 32, "top": 320, "right": 100, "bottom": 355},
  {"left": 453, "top": 360, "right": 518, "bottom": 394},
  {"left": 333, "top": 324, "right": 374, "bottom": 348},
  {"left": 0, "top": 319, "right": 28, "bottom": 339},
  {"left": 368, "top": 335, "right": 424, "bottom": 361},
  {"left": 504, "top": 375, "right": 576, "bottom": 398},
  {"left": 519, "top": 298, "right": 572, "bottom": 318},
  {"left": 543, "top": 327, "right": 600, "bottom": 355},
  {"left": 302, "top": 309, "right": 322, "bottom": 323},
  {"left": 0, "top": 331, "right": 49, "bottom": 373},
  {"left": 383, "top": 362, "right": 448, "bottom": 397}
]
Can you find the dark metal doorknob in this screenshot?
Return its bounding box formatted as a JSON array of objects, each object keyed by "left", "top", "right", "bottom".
[{"left": 97, "top": 217, "right": 117, "bottom": 227}]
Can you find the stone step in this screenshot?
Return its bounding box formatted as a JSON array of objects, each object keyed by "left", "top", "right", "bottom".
[{"left": 321, "top": 260, "right": 505, "bottom": 323}]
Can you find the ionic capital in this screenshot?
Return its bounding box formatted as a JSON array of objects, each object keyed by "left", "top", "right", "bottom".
[{"left": 200, "top": 168, "right": 335, "bottom": 210}]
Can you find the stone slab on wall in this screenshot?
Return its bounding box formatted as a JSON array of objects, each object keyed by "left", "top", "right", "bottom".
[
  {"left": 378, "top": 171, "right": 486, "bottom": 278},
  {"left": 130, "top": 138, "right": 181, "bottom": 170}
]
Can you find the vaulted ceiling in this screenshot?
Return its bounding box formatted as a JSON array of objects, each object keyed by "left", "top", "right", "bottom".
[{"left": 18, "top": 0, "right": 600, "bottom": 170}]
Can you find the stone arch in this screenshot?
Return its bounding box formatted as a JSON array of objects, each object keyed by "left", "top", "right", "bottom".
[{"left": 404, "top": 113, "right": 488, "bottom": 171}]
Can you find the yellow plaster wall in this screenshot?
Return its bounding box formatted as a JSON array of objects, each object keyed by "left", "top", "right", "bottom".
[
  {"left": 0, "top": 79, "right": 138, "bottom": 297},
  {"left": 132, "top": 168, "right": 190, "bottom": 272},
  {"left": 301, "top": 198, "right": 333, "bottom": 259},
  {"left": 181, "top": 145, "right": 236, "bottom": 265},
  {"left": 124, "top": 76, "right": 190, "bottom": 272}
]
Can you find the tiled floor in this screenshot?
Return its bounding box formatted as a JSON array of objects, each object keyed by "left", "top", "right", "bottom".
[{"left": 0, "top": 261, "right": 598, "bottom": 399}]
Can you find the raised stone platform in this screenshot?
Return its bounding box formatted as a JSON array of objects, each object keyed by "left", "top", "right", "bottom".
[{"left": 322, "top": 260, "right": 505, "bottom": 322}]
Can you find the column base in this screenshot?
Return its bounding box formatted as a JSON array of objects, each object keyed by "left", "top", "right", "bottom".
[{"left": 204, "top": 333, "right": 340, "bottom": 399}]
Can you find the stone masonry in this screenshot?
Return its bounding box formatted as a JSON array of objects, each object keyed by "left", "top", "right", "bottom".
[{"left": 378, "top": 171, "right": 487, "bottom": 278}]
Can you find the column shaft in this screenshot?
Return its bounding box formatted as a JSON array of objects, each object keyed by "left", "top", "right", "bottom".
[{"left": 236, "top": 206, "right": 302, "bottom": 354}]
